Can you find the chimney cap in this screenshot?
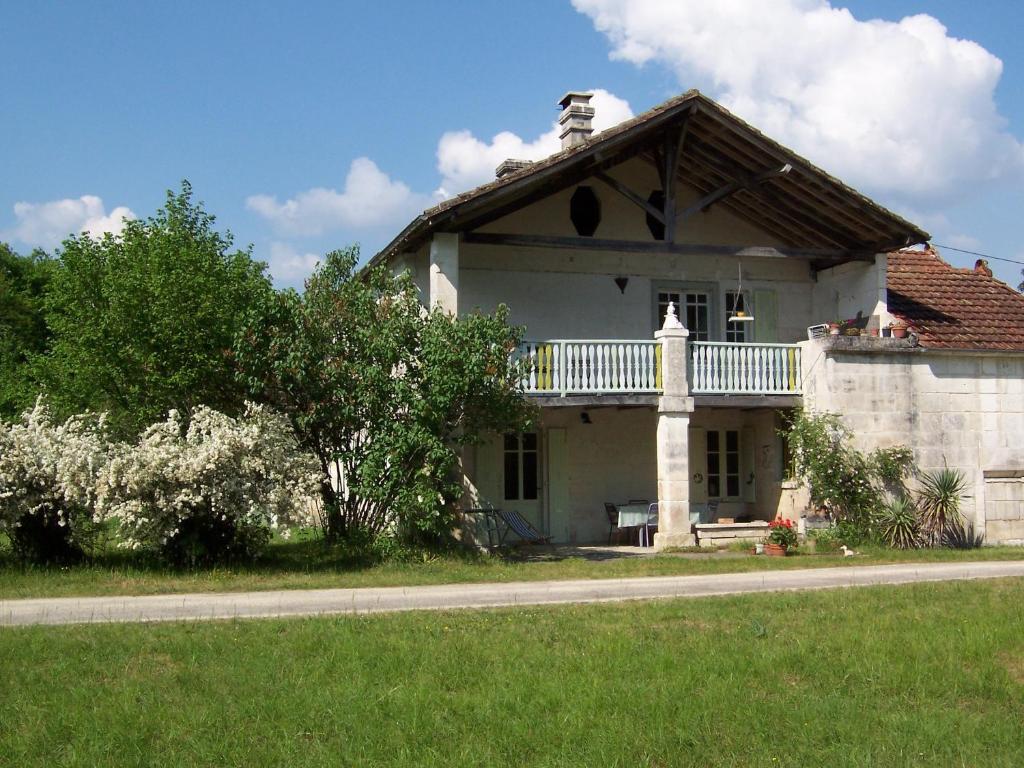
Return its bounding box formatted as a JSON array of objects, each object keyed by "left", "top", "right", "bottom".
[
  {"left": 495, "top": 159, "right": 534, "bottom": 179},
  {"left": 558, "top": 91, "right": 594, "bottom": 109}
]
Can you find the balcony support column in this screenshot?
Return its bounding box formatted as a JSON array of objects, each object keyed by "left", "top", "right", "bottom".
[{"left": 653, "top": 304, "right": 696, "bottom": 550}]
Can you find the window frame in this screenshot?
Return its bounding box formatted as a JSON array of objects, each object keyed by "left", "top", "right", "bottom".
[
  {"left": 503, "top": 432, "right": 539, "bottom": 501},
  {"left": 706, "top": 428, "right": 742, "bottom": 501},
  {"left": 652, "top": 281, "right": 719, "bottom": 339}
]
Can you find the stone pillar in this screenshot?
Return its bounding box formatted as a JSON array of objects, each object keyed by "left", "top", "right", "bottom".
[
  {"left": 653, "top": 302, "right": 696, "bottom": 550},
  {"left": 429, "top": 233, "right": 459, "bottom": 315}
]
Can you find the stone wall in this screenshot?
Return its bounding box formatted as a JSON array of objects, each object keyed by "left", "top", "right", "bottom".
[{"left": 800, "top": 337, "right": 1024, "bottom": 542}]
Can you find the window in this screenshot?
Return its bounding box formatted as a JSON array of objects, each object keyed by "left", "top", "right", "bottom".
[
  {"left": 503, "top": 433, "right": 538, "bottom": 500},
  {"left": 707, "top": 429, "right": 741, "bottom": 499},
  {"left": 724, "top": 291, "right": 750, "bottom": 343},
  {"left": 569, "top": 187, "right": 601, "bottom": 236},
  {"left": 657, "top": 290, "right": 710, "bottom": 340}
]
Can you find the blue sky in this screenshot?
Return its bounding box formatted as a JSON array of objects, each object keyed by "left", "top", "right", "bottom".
[{"left": 2, "top": 0, "right": 1023, "bottom": 287}]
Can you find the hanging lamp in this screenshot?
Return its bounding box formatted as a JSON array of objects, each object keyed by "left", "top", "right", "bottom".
[{"left": 728, "top": 261, "right": 754, "bottom": 323}]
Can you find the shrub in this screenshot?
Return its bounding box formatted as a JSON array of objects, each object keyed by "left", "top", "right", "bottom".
[
  {"left": 877, "top": 497, "right": 920, "bottom": 550},
  {"left": 917, "top": 467, "right": 968, "bottom": 546},
  {"left": 0, "top": 399, "right": 107, "bottom": 563},
  {"left": 97, "top": 404, "right": 319, "bottom": 566},
  {"left": 784, "top": 411, "right": 914, "bottom": 539}
]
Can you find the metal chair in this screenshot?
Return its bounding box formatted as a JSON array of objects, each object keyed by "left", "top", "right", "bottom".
[
  {"left": 639, "top": 502, "right": 659, "bottom": 547},
  {"left": 604, "top": 502, "right": 624, "bottom": 545}
]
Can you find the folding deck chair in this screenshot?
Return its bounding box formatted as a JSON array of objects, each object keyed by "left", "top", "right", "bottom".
[{"left": 491, "top": 508, "right": 552, "bottom": 546}]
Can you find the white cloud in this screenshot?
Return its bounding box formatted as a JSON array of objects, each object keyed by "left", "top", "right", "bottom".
[
  {"left": 3, "top": 195, "right": 135, "bottom": 249},
  {"left": 435, "top": 89, "right": 635, "bottom": 197},
  {"left": 246, "top": 157, "right": 431, "bottom": 236},
  {"left": 265, "top": 241, "right": 321, "bottom": 285},
  {"left": 573, "top": 0, "right": 1024, "bottom": 205}
]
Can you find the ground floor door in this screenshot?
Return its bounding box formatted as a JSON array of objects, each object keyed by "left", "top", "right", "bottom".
[{"left": 475, "top": 428, "right": 574, "bottom": 542}]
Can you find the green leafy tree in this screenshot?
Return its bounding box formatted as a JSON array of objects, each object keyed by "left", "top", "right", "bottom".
[
  {"left": 0, "top": 244, "right": 53, "bottom": 420},
  {"left": 235, "top": 246, "right": 534, "bottom": 543},
  {"left": 40, "top": 182, "right": 274, "bottom": 436}
]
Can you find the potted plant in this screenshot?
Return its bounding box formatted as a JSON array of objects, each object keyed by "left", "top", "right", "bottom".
[
  {"left": 828, "top": 320, "right": 841, "bottom": 336},
  {"left": 889, "top": 319, "right": 909, "bottom": 339},
  {"left": 764, "top": 517, "right": 797, "bottom": 556}
]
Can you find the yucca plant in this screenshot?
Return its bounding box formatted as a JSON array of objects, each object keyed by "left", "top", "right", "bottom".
[
  {"left": 943, "top": 517, "right": 985, "bottom": 549},
  {"left": 876, "top": 497, "right": 920, "bottom": 550},
  {"left": 917, "top": 467, "right": 967, "bottom": 546}
]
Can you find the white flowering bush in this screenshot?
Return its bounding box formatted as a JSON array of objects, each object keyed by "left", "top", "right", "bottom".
[
  {"left": 97, "top": 404, "right": 320, "bottom": 565},
  {"left": 0, "top": 399, "right": 107, "bottom": 562}
]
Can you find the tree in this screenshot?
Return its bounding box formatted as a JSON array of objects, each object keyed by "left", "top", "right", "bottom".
[
  {"left": 39, "top": 182, "right": 274, "bottom": 436},
  {"left": 235, "top": 247, "right": 534, "bottom": 543},
  {"left": 0, "top": 244, "right": 53, "bottom": 421}
]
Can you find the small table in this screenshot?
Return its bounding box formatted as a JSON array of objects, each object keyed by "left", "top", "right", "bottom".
[
  {"left": 617, "top": 503, "right": 658, "bottom": 546},
  {"left": 616, "top": 504, "right": 652, "bottom": 528}
]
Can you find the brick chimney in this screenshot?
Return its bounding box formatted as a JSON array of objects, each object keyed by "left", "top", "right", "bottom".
[
  {"left": 558, "top": 91, "right": 595, "bottom": 149},
  {"left": 495, "top": 159, "right": 533, "bottom": 179}
]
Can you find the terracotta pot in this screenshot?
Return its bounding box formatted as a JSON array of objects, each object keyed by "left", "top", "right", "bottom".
[
  {"left": 828, "top": 324, "right": 840, "bottom": 336},
  {"left": 764, "top": 543, "right": 788, "bottom": 557},
  {"left": 891, "top": 326, "right": 908, "bottom": 339}
]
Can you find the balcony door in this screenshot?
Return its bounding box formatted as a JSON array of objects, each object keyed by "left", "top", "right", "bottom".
[{"left": 655, "top": 288, "right": 712, "bottom": 340}]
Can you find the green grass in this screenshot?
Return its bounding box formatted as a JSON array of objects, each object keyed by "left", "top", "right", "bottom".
[
  {"left": 2, "top": 578, "right": 1023, "bottom": 766},
  {"left": 1, "top": 531, "right": 1022, "bottom": 599}
]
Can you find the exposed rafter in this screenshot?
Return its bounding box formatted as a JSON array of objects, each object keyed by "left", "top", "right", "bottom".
[
  {"left": 462, "top": 231, "right": 875, "bottom": 262},
  {"left": 677, "top": 163, "right": 791, "bottom": 221},
  {"left": 593, "top": 171, "right": 665, "bottom": 224}
]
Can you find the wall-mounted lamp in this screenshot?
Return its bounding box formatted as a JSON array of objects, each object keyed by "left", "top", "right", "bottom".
[
  {"left": 580, "top": 411, "right": 592, "bottom": 424},
  {"left": 614, "top": 276, "right": 629, "bottom": 294}
]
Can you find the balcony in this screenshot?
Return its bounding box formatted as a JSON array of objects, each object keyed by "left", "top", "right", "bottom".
[{"left": 519, "top": 339, "right": 802, "bottom": 397}]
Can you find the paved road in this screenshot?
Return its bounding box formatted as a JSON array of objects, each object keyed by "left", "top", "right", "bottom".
[{"left": 3, "top": 560, "right": 1023, "bottom": 627}]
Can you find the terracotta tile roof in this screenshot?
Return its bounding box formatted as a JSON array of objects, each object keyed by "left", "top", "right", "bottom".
[{"left": 887, "top": 247, "right": 1024, "bottom": 351}]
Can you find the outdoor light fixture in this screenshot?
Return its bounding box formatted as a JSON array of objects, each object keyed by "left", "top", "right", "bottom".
[
  {"left": 614, "top": 276, "right": 629, "bottom": 294},
  {"left": 580, "top": 411, "right": 592, "bottom": 424},
  {"left": 728, "top": 261, "right": 755, "bottom": 323}
]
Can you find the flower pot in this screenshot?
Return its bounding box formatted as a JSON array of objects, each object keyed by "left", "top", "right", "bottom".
[
  {"left": 828, "top": 324, "right": 840, "bottom": 336},
  {"left": 890, "top": 326, "right": 908, "bottom": 339},
  {"left": 764, "top": 543, "right": 788, "bottom": 557}
]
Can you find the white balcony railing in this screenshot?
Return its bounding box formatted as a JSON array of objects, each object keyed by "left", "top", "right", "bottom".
[
  {"left": 518, "top": 339, "right": 802, "bottom": 396},
  {"left": 519, "top": 340, "right": 662, "bottom": 395},
  {"left": 689, "top": 341, "right": 801, "bottom": 395}
]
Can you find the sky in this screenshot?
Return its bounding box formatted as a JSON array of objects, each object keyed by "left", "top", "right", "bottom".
[{"left": 2, "top": 0, "right": 1023, "bottom": 288}]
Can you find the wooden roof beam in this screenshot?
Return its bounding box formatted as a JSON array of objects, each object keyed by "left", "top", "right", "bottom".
[
  {"left": 678, "top": 163, "right": 791, "bottom": 221},
  {"left": 462, "top": 231, "right": 874, "bottom": 262}
]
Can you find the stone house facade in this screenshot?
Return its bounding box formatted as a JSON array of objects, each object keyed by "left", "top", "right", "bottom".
[{"left": 372, "top": 90, "right": 1024, "bottom": 547}]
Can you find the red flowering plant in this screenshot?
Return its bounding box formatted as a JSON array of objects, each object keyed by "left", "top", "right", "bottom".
[{"left": 766, "top": 517, "right": 798, "bottom": 548}]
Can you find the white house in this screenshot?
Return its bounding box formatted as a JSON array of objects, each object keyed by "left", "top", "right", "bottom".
[{"left": 371, "top": 90, "right": 1024, "bottom": 548}]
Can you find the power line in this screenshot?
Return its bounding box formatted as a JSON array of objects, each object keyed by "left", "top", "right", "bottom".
[{"left": 932, "top": 243, "right": 1024, "bottom": 267}]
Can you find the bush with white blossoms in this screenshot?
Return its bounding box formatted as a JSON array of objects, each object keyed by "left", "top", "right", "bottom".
[
  {"left": 97, "top": 403, "right": 320, "bottom": 565},
  {"left": 0, "top": 399, "right": 108, "bottom": 562}
]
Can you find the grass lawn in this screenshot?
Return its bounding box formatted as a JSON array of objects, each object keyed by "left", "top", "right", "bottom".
[
  {"left": 1, "top": 531, "right": 1023, "bottom": 599},
  {"left": 2, "top": 578, "right": 1023, "bottom": 766}
]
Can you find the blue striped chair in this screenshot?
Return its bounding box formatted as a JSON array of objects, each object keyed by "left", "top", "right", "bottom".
[{"left": 495, "top": 508, "right": 552, "bottom": 545}]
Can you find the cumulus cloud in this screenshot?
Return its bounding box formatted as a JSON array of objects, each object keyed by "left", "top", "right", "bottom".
[
  {"left": 435, "top": 89, "right": 635, "bottom": 197},
  {"left": 573, "top": 0, "right": 1024, "bottom": 205},
  {"left": 246, "top": 157, "right": 431, "bottom": 236},
  {"left": 265, "top": 241, "right": 321, "bottom": 285},
  {"left": 3, "top": 195, "right": 135, "bottom": 249}
]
